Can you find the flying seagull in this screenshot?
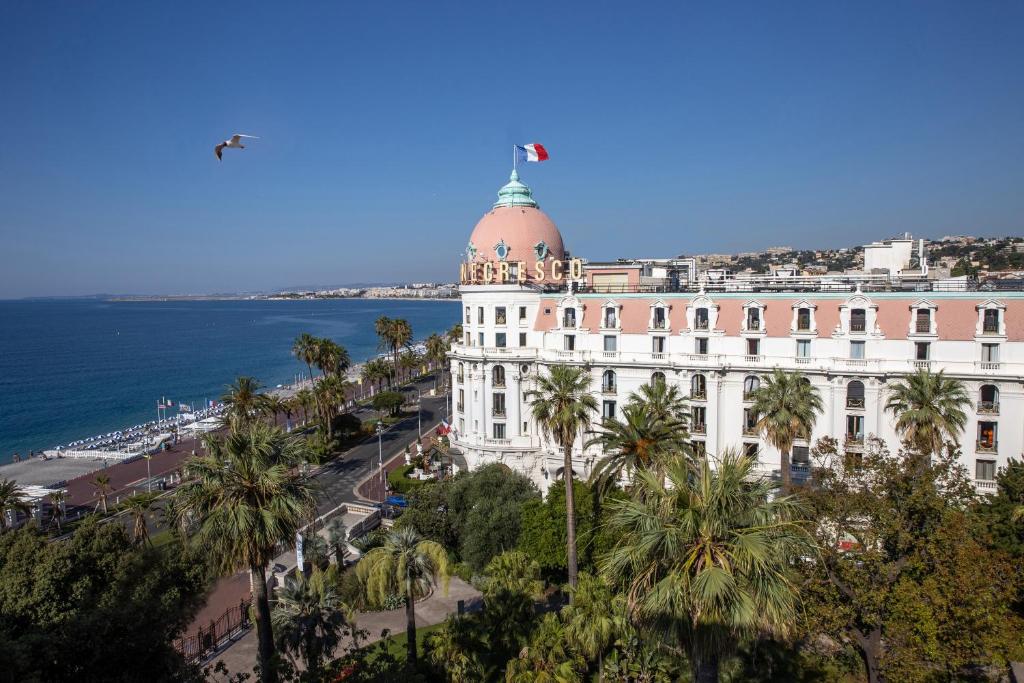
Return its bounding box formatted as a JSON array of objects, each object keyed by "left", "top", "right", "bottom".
[{"left": 214, "top": 134, "right": 259, "bottom": 161}]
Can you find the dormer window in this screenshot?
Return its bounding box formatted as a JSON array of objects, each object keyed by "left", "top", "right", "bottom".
[
  {"left": 695, "top": 308, "right": 709, "bottom": 330},
  {"left": 915, "top": 309, "right": 931, "bottom": 334},
  {"left": 653, "top": 306, "right": 667, "bottom": 329},
  {"left": 563, "top": 307, "right": 577, "bottom": 328},
  {"left": 797, "top": 308, "right": 812, "bottom": 332},
  {"left": 746, "top": 308, "right": 761, "bottom": 331},
  {"left": 603, "top": 307, "right": 617, "bottom": 328},
  {"left": 983, "top": 309, "right": 1000, "bottom": 334},
  {"left": 850, "top": 309, "right": 866, "bottom": 333}
]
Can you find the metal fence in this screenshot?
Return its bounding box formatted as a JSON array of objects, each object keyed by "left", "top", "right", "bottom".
[{"left": 175, "top": 598, "right": 252, "bottom": 663}]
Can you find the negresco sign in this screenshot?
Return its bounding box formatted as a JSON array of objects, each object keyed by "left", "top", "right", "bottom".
[{"left": 460, "top": 258, "right": 584, "bottom": 284}]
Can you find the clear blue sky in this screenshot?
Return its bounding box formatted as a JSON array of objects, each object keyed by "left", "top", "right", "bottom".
[{"left": 1, "top": 1, "right": 1022, "bottom": 298}]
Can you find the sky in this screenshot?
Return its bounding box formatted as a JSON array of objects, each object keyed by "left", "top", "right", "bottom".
[{"left": 1, "top": 1, "right": 1022, "bottom": 298}]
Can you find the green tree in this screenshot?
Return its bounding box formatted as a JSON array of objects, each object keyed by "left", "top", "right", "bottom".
[
  {"left": 975, "top": 458, "right": 1024, "bottom": 557},
  {"left": 175, "top": 422, "right": 316, "bottom": 682},
  {"left": 0, "top": 518, "right": 207, "bottom": 681},
  {"left": 750, "top": 368, "right": 823, "bottom": 490},
  {"left": 586, "top": 402, "right": 684, "bottom": 496},
  {"left": 527, "top": 364, "right": 598, "bottom": 591},
  {"left": 0, "top": 479, "right": 31, "bottom": 532},
  {"left": 47, "top": 489, "right": 66, "bottom": 532},
  {"left": 325, "top": 517, "right": 349, "bottom": 566},
  {"left": 122, "top": 492, "right": 158, "bottom": 545},
  {"left": 504, "top": 612, "right": 585, "bottom": 682},
  {"left": 600, "top": 450, "right": 811, "bottom": 683},
  {"left": 262, "top": 394, "right": 287, "bottom": 428},
  {"left": 294, "top": 387, "right": 314, "bottom": 426},
  {"left": 221, "top": 376, "right": 269, "bottom": 428},
  {"left": 563, "top": 572, "right": 616, "bottom": 680},
  {"left": 518, "top": 479, "right": 600, "bottom": 574},
  {"left": 357, "top": 526, "right": 450, "bottom": 668},
  {"left": 376, "top": 316, "right": 413, "bottom": 385},
  {"left": 271, "top": 567, "right": 350, "bottom": 678},
  {"left": 627, "top": 379, "right": 690, "bottom": 428},
  {"left": 292, "top": 332, "right": 320, "bottom": 383},
  {"left": 91, "top": 473, "right": 112, "bottom": 514},
  {"left": 884, "top": 369, "right": 970, "bottom": 459},
  {"left": 372, "top": 390, "right": 405, "bottom": 418},
  {"left": 314, "top": 338, "right": 351, "bottom": 379},
  {"left": 425, "top": 333, "right": 450, "bottom": 390},
  {"left": 801, "top": 440, "right": 1023, "bottom": 683}
]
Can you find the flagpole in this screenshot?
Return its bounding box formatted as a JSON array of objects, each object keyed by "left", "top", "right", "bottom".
[{"left": 513, "top": 144, "right": 516, "bottom": 172}]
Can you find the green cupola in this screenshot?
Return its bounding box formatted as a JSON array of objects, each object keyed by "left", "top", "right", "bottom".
[{"left": 492, "top": 169, "right": 539, "bottom": 209}]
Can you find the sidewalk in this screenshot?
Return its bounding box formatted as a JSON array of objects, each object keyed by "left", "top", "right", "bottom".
[{"left": 211, "top": 577, "right": 482, "bottom": 676}]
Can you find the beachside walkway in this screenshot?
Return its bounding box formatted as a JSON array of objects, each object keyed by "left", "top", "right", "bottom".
[{"left": 210, "top": 577, "right": 481, "bottom": 677}]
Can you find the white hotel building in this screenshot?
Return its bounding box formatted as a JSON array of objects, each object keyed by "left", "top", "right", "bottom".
[{"left": 448, "top": 171, "right": 1024, "bottom": 495}]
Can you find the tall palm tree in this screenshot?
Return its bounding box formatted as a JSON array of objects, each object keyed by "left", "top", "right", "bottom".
[
  {"left": 0, "top": 479, "right": 31, "bottom": 531},
  {"left": 362, "top": 357, "right": 392, "bottom": 393},
  {"left": 399, "top": 349, "right": 421, "bottom": 383},
  {"left": 527, "top": 364, "right": 598, "bottom": 591},
  {"left": 628, "top": 380, "right": 690, "bottom": 429},
  {"left": 325, "top": 517, "right": 348, "bottom": 566},
  {"left": 91, "top": 473, "right": 112, "bottom": 514},
  {"left": 295, "top": 388, "right": 314, "bottom": 425},
  {"left": 221, "top": 376, "right": 269, "bottom": 428},
  {"left": 263, "top": 395, "right": 286, "bottom": 428},
  {"left": 48, "top": 489, "right": 66, "bottom": 532},
  {"left": 425, "top": 333, "right": 449, "bottom": 390},
  {"left": 600, "top": 450, "right": 811, "bottom": 683},
  {"left": 884, "top": 369, "right": 970, "bottom": 459},
  {"left": 376, "top": 316, "right": 413, "bottom": 385},
  {"left": 271, "top": 567, "right": 350, "bottom": 678},
  {"left": 315, "top": 339, "right": 351, "bottom": 379},
  {"left": 123, "top": 492, "right": 158, "bottom": 545},
  {"left": 586, "top": 403, "right": 682, "bottom": 496},
  {"left": 749, "top": 368, "right": 823, "bottom": 490},
  {"left": 292, "top": 333, "right": 319, "bottom": 383},
  {"left": 175, "top": 422, "right": 316, "bottom": 682},
  {"left": 563, "top": 572, "right": 616, "bottom": 681},
  {"left": 356, "top": 526, "right": 450, "bottom": 668},
  {"left": 314, "top": 375, "right": 350, "bottom": 439}
]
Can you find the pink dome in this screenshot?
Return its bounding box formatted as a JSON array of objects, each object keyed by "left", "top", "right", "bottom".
[{"left": 468, "top": 205, "right": 565, "bottom": 266}]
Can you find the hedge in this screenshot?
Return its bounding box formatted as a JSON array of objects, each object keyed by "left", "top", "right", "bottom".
[{"left": 387, "top": 463, "right": 427, "bottom": 494}]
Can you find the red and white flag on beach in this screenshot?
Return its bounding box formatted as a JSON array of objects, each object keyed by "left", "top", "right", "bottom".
[{"left": 515, "top": 143, "right": 549, "bottom": 163}]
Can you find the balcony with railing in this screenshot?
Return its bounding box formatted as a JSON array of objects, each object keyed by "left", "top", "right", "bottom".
[
  {"left": 977, "top": 401, "right": 999, "bottom": 415},
  {"left": 484, "top": 438, "right": 511, "bottom": 446},
  {"left": 691, "top": 423, "right": 706, "bottom": 435},
  {"left": 492, "top": 379, "right": 506, "bottom": 388},
  {"left": 491, "top": 407, "right": 506, "bottom": 417},
  {"left": 846, "top": 397, "right": 865, "bottom": 409},
  {"left": 976, "top": 361, "right": 1001, "bottom": 371},
  {"left": 601, "top": 384, "right": 617, "bottom": 395},
  {"left": 911, "top": 360, "right": 931, "bottom": 371},
  {"left": 976, "top": 440, "right": 998, "bottom": 454},
  {"left": 742, "top": 425, "right": 759, "bottom": 437},
  {"left": 845, "top": 434, "right": 865, "bottom": 450},
  {"left": 690, "top": 391, "right": 707, "bottom": 401}
]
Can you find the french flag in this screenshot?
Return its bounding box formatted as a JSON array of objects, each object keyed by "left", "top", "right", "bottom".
[{"left": 515, "top": 143, "right": 549, "bottom": 164}]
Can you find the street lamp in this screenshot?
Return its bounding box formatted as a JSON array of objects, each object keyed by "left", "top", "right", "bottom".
[
  {"left": 375, "top": 422, "right": 385, "bottom": 495},
  {"left": 144, "top": 454, "right": 152, "bottom": 493},
  {"left": 417, "top": 388, "right": 422, "bottom": 438}
]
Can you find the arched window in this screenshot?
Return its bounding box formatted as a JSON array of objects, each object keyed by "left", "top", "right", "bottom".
[
  {"left": 743, "top": 375, "right": 760, "bottom": 400},
  {"left": 602, "top": 369, "right": 617, "bottom": 393},
  {"left": 492, "top": 365, "right": 506, "bottom": 387},
  {"left": 457, "top": 362, "right": 464, "bottom": 384},
  {"left": 979, "top": 384, "right": 999, "bottom": 414},
  {"left": 846, "top": 380, "right": 865, "bottom": 409},
  {"left": 695, "top": 307, "right": 710, "bottom": 330},
  {"left": 651, "top": 371, "right": 666, "bottom": 387},
  {"left": 690, "top": 374, "right": 706, "bottom": 399}
]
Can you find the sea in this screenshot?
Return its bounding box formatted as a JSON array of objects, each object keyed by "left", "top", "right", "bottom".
[{"left": 0, "top": 298, "right": 460, "bottom": 462}]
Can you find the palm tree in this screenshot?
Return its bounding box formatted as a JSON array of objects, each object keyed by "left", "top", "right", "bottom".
[
  {"left": 628, "top": 380, "right": 690, "bottom": 429},
  {"left": 91, "top": 473, "right": 112, "bottom": 514},
  {"left": 362, "top": 357, "right": 392, "bottom": 394},
  {"left": 0, "top": 479, "right": 31, "bottom": 531},
  {"left": 325, "top": 517, "right": 348, "bottom": 566},
  {"left": 563, "top": 572, "right": 616, "bottom": 681},
  {"left": 446, "top": 323, "right": 463, "bottom": 344},
  {"left": 292, "top": 333, "right": 319, "bottom": 383},
  {"left": 749, "top": 368, "right": 823, "bottom": 490},
  {"left": 175, "top": 422, "right": 316, "bottom": 682},
  {"left": 315, "top": 339, "right": 351, "bottom": 379},
  {"left": 600, "top": 450, "right": 811, "bottom": 683},
  {"left": 399, "top": 349, "right": 421, "bottom": 383},
  {"left": 586, "top": 402, "right": 686, "bottom": 496},
  {"left": 271, "top": 567, "right": 350, "bottom": 678},
  {"left": 884, "top": 369, "right": 970, "bottom": 459},
  {"left": 221, "top": 376, "right": 269, "bottom": 428},
  {"left": 425, "top": 333, "right": 449, "bottom": 390},
  {"left": 314, "top": 374, "right": 350, "bottom": 439},
  {"left": 505, "top": 612, "right": 585, "bottom": 682},
  {"left": 356, "top": 526, "right": 450, "bottom": 668},
  {"left": 527, "top": 364, "right": 598, "bottom": 591},
  {"left": 263, "top": 395, "right": 286, "bottom": 428},
  {"left": 376, "top": 316, "right": 413, "bottom": 385},
  {"left": 295, "top": 388, "right": 314, "bottom": 425},
  {"left": 48, "top": 489, "right": 67, "bottom": 532},
  {"left": 123, "top": 492, "right": 158, "bottom": 545}
]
